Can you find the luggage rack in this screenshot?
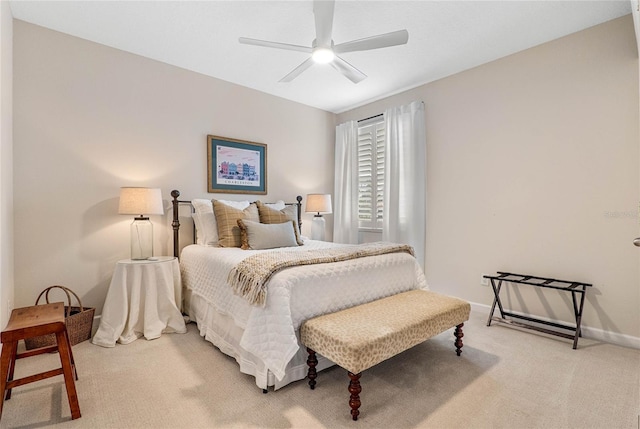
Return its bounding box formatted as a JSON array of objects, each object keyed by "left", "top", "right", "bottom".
[{"left": 484, "top": 271, "right": 591, "bottom": 349}]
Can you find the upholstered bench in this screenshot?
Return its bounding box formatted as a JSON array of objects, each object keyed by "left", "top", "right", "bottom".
[{"left": 299, "top": 289, "right": 471, "bottom": 421}]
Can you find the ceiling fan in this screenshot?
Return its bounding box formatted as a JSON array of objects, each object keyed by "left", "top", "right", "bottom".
[{"left": 238, "top": 0, "right": 409, "bottom": 84}]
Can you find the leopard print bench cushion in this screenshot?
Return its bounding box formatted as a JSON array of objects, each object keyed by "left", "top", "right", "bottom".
[{"left": 300, "top": 289, "right": 471, "bottom": 374}]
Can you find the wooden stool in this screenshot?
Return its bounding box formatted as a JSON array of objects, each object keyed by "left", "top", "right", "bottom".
[{"left": 0, "top": 303, "right": 80, "bottom": 420}]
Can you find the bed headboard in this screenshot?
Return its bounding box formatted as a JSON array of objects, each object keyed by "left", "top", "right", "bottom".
[{"left": 170, "top": 189, "right": 303, "bottom": 258}]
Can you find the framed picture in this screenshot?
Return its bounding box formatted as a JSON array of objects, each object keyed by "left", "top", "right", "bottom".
[{"left": 207, "top": 135, "right": 267, "bottom": 194}]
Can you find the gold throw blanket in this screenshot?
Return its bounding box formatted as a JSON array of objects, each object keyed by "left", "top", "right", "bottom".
[{"left": 228, "top": 242, "right": 415, "bottom": 306}]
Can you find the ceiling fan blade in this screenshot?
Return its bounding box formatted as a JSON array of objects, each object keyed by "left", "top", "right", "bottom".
[
  {"left": 334, "top": 29, "right": 409, "bottom": 54},
  {"left": 314, "top": 0, "right": 335, "bottom": 47},
  {"left": 239, "top": 37, "right": 312, "bottom": 54},
  {"left": 331, "top": 55, "right": 367, "bottom": 84},
  {"left": 279, "top": 57, "right": 315, "bottom": 83}
]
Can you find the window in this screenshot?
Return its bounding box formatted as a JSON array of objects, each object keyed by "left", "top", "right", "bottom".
[{"left": 357, "top": 117, "right": 385, "bottom": 230}]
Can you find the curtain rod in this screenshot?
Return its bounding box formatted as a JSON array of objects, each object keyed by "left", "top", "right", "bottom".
[
  {"left": 357, "top": 113, "right": 383, "bottom": 123},
  {"left": 357, "top": 101, "right": 424, "bottom": 122}
]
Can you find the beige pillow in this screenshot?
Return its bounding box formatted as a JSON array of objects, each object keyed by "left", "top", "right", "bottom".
[
  {"left": 213, "top": 201, "right": 259, "bottom": 247},
  {"left": 256, "top": 201, "right": 303, "bottom": 245},
  {"left": 237, "top": 219, "right": 299, "bottom": 250}
]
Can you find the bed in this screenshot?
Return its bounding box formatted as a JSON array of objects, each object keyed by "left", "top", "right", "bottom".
[{"left": 171, "top": 190, "right": 428, "bottom": 390}]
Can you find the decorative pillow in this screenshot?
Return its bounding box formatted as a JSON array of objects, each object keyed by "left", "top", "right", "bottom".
[
  {"left": 256, "top": 201, "right": 303, "bottom": 245},
  {"left": 213, "top": 201, "right": 259, "bottom": 247},
  {"left": 192, "top": 198, "right": 250, "bottom": 246},
  {"left": 237, "top": 219, "right": 299, "bottom": 250}
]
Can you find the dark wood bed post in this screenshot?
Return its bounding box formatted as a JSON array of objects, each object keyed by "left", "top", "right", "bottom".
[
  {"left": 296, "top": 195, "right": 303, "bottom": 233},
  {"left": 171, "top": 190, "right": 181, "bottom": 258}
]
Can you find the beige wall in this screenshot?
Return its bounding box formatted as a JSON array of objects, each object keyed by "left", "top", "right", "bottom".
[
  {"left": 0, "top": 1, "right": 14, "bottom": 328},
  {"left": 13, "top": 21, "right": 335, "bottom": 314},
  {"left": 339, "top": 16, "right": 640, "bottom": 343}
]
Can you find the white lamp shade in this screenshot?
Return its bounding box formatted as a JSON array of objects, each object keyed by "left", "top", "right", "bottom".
[
  {"left": 118, "top": 187, "right": 164, "bottom": 216},
  {"left": 306, "top": 194, "right": 332, "bottom": 214}
]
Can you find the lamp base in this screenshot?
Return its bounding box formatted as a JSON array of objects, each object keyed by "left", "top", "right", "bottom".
[
  {"left": 131, "top": 217, "right": 153, "bottom": 260},
  {"left": 311, "top": 215, "right": 326, "bottom": 241}
]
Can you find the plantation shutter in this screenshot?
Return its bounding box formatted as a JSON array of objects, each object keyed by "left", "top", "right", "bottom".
[{"left": 357, "top": 119, "right": 385, "bottom": 229}]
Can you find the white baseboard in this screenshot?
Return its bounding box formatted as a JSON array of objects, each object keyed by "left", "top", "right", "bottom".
[
  {"left": 470, "top": 302, "right": 640, "bottom": 350},
  {"left": 92, "top": 315, "right": 101, "bottom": 337},
  {"left": 90, "top": 305, "right": 640, "bottom": 350}
]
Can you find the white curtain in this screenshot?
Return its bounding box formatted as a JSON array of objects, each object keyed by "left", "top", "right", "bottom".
[
  {"left": 383, "top": 101, "right": 426, "bottom": 268},
  {"left": 333, "top": 120, "right": 359, "bottom": 244}
]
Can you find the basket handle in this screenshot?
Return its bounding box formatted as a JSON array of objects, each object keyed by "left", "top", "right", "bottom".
[{"left": 34, "top": 285, "right": 84, "bottom": 318}]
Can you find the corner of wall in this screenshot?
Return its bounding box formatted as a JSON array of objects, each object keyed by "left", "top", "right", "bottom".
[
  {"left": 0, "top": 1, "right": 15, "bottom": 328},
  {"left": 632, "top": 0, "right": 640, "bottom": 56}
]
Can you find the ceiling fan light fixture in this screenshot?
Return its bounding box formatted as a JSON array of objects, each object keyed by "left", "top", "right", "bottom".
[
  {"left": 312, "top": 47, "right": 335, "bottom": 64},
  {"left": 239, "top": 0, "right": 408, "bottom": 83}
]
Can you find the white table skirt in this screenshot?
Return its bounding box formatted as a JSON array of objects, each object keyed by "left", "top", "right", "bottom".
[{"left": 92, "top": 257, "right": 187, "bottom": 347}]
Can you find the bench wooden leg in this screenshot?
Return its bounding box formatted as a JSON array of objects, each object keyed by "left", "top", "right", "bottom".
[
  {"left": 348, "top": 371, "right": 361, "bottom": 421},
  {"left": 306, "top": 348, "right": 317, "bottom": 390},
  {"left": 454, "top": 323, "right": 464, "bottom": 356}
]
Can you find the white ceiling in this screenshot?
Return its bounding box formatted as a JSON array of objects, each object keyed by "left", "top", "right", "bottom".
[{"left": 9, "top": 1, "right": 632, "bottom": 113}]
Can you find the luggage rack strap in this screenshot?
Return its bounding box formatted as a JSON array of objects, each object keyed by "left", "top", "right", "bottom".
[{"left": 485, "top": 271, "right": 592, "bottom": 291}]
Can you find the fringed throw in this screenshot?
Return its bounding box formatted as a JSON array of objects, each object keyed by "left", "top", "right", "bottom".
[{"left": 228, "top": 242, "right": 415, "bottom": 306}]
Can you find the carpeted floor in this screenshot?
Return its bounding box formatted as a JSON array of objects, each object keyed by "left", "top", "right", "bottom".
[{"left": 0, "top": 309, "right": 638, "bottom": 429}]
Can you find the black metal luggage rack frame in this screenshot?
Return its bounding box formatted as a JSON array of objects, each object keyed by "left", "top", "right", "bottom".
[{"left": 484, "top": 271, "right": 592, "bottom": 349}]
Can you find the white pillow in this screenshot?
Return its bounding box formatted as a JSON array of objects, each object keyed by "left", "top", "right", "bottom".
[
  {"left": 192, "top": 199, "right": 216, "bottom": 246},
  {"left": 237, "top": 219, "right": 299, "bottom": 250},
  {"left": 219, "top": 199, "right": 251, "bottom": 209},
  {"left": 192, "top": 199, "right": 250, "bottom": 246},
  {"left": 192, "top": 213, "right": 203, "bottom": 245},
  {"left": 264, "top": 200, "right": 285, "bottom": 210}
]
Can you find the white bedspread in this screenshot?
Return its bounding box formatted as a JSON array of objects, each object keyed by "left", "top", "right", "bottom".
[{"left": 180, "top": 240, "right": 427, "bottom": 381}]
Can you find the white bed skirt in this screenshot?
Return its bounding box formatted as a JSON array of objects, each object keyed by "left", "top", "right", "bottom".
[{"left": 185, "top": 288, "right": 335, "bottom": 390}]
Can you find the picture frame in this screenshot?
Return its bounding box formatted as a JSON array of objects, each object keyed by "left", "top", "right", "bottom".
[{"left": 207, "top": 135, "right": 267, "bottom": 194}]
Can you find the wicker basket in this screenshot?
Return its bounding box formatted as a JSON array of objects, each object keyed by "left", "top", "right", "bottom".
[{"left": 24, "top": 285, "right": 95, "bottom": 350}]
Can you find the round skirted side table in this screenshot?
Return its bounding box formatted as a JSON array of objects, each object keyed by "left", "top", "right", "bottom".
[{"left": 92, "top": 256, "right": 186, "bottom": 348}]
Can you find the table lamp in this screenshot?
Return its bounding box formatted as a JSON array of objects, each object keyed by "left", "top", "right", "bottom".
[
  {"left": 118, "top": 187, "right": 164, "bottom": 260},
  {"left": 305, "top": 194, "right": 332, "bottom": 241}
]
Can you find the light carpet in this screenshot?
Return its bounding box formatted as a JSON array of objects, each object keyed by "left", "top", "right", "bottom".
[{"left": 0, "top": 310, "right": 638, "bottom": 429}]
